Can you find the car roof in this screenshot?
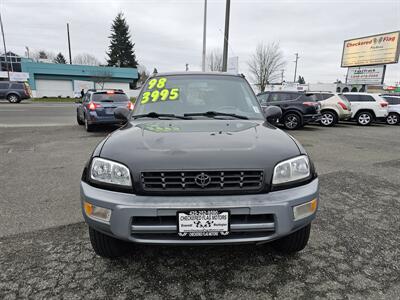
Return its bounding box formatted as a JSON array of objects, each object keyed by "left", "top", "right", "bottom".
[
  {"left": 342, "top": 92, "right": 376, "bottom": 95},
  {"left": 148, "top": 71, "right": 243, "bottom": 78},
  {"left": 258, "top": 91, "right": 302, "bottom": 95}
]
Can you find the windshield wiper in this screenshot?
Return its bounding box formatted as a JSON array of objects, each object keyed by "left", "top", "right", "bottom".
[
  {"left": 184, "top": 111, "right": 248, "bottom": 120},
  {"left": 133, "top": 112, "right": 191, "bottom": 120}
]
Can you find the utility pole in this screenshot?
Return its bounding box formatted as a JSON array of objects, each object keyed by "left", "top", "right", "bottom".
[
  {"left": 222, "top": 0, "right": 231, "bottom": 72},
  {"left": 25, "top": 46, "right": 30, "bottom": 59},
  {"left": 0, "top": 9, "right": 10, "bottom": 80},
  {"left": 67, "top": 23, "right": 72, "bottom": 64},
  {"left": 280, "top": 69, "right": 285, "bottom": 83},
  {"left": 293, "top": 53, "right": 299, "bottom": 82},
  {"left": 201, "top": 0, "right": 207, "bottom": 72}
]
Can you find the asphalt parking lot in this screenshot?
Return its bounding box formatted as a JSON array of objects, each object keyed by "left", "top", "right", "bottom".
[{"left": 0, "top": 103, "right": 399, "bottom": 299}]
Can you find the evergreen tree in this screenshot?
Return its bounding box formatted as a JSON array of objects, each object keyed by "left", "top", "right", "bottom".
[
  {"left": 54, "top": 52, "right": 67, "bottom": 64},
  {"left": 107, "top": 12, "right": 138, "bottom": 68}
]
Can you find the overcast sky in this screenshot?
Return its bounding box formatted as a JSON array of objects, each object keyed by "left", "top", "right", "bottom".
[{"left": 2, "top": 0, "right": 400, "bottom": 84}]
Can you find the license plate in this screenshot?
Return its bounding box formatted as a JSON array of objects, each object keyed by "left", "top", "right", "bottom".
[
  {"left": 177, "top": 210, "right": 229, "bottom": 237},
  {"left": 105, "top": 108, "right": 114, "bottom": 114}
]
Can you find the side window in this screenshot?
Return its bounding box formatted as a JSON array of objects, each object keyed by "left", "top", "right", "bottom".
[
  {"left": 285, "top": 93, "right": 301, "bottom": 101},
  {"left": 83, "top": 94, "right": 90, "bottom": 103},
  {"left": 0, "top": 83, "right": 8, "bottom": 89},
  {"left": 358, "top": 95, "right": 375, "bottom": 102},
  {"left": 257, "top": 93, "right": 268, "bottom": 105},
  {"left": 269, "top": 93, "right": 281, "bottom": 102},
  {"left": 10, "top": 83, "right": 22, "bottom": 89},
  {"left": 322, "top": 93, "right": 333, "bottom": 100},
  {"left": 344, "top": 94, "right": 359, "bottom": 102}
]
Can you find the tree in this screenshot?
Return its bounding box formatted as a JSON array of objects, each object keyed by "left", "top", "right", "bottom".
[
  {"left": 298, "top": 76, "right": 305, "bottom": 84},
  {"left": 31, "top": 50, "right": 55, "bottom": 62},
  {"left": 73, "top": 53, "right": 100, "bottom": 66},
  {"left": 107, "top": 12, "right": 138, "bottom": 68},
  {"left": 136, "top": 65, "right": 149, "bottom": 88},
  {"left": 207, "top": 49, "right": 223, "bottom": 71},
  {"left": 54, "top": 52, "right": 67, "bottom": 64},
  {"left": 247, "top": 42, "right": 286, "bottom": 92}
]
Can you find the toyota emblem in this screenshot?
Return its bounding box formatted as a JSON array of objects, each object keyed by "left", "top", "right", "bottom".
[{"left": 194, "top": 172, "right": 211, "bottom": 188}]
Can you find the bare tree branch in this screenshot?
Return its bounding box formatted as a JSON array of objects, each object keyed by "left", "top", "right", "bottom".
[
  {"left": 73, "top": 53, "right": 101, "bottom": 66},
  {"left": 247, "top": 42, "right": 286, "bottom": 92},
  {"left": 207, "top": 49, "right": 223, "bottom": 72},
  {"left": 90, "top": 70, "right": 113, "bottom": 89}
]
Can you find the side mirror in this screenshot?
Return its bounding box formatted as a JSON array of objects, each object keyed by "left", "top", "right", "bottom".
[
  {"left": 114, "top": 107, "right": 130, "bottom": 122},
  {"left": 263, "top": 106, "right": 282, "bottom": 123}
]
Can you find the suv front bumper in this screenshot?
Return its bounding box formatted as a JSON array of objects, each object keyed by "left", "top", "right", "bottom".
[{"left": 80, "top": 178, "right": 319, "bottom": 245}]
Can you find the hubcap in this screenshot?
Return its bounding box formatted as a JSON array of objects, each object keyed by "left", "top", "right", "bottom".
[
  {"left": 387, "top": 114, "right": 398, "bottom": 125},
  {"left": 285, "top": 115, "right": 298, "bottom": 129},
  {"left": 321, "top": 113, "right": 334, "bottom": 125},
  {"left": 9, "top": 95, "right": 18, "bottom": 103},
  {"left": 358, "top": 113, "right": 371, "bottom": 125}
]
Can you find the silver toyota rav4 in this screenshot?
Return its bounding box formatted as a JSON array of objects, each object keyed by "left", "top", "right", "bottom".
[{"left": 80, "top": 72, "right": 319, "bottom": 258}]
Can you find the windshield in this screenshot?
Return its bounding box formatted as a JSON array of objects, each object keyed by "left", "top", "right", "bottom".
[
  {"left": 92, "top": 92, "right": 129, "bottom": 102},
  {"left": 133, "top": 75, "right": 264, "bottom": 120}
]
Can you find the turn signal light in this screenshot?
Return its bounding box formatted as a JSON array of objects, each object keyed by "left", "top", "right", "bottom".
[
  {"left": 338, "top": 101, "right": 348, "bottom": 110},
  {"left": 293, "top": 199, "right": 317, "bottom": 221},
  {"left": 83, "top": 201, "right": 112, "bottom": 222}
]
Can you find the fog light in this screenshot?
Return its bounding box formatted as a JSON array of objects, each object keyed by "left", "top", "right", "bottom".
[
  {"left": 83, "top": 201, "right": 111, "bottom": 222},
  {"left": 293, "top": 199, "right": 317, "bottom": 221}
]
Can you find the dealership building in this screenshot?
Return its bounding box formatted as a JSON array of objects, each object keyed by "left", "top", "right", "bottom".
[{"left": 19, "top": 58, "right": 138, "bottom": 98}]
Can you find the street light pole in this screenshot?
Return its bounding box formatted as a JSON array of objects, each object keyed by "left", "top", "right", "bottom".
[
  {"left": 67, "top": 23, "right": 72, "bottom": 64},
  {"left": 293, "top": 53, "right": 299, "bottom": 82},
  {"left": 0, "top": 9, "right": 10, "bottom": 80},
  {"left": 222, "top": 0, "right": 231, "bottom": 72},
  {"left": 201, "top": 0, "right": 207, "bottom": 72}
]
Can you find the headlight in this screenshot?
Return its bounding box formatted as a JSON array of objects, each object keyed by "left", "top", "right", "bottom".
[
  {"left": 272, "top": 155, "right": 310, "bottom": 185},
  {"left": 90, "top": 157, "right": 131, "bottom": 186}
]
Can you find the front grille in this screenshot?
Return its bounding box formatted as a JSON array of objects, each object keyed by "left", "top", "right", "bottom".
[
  {"left": 141, "top": 170, "right": 264, "bottom": 193},
  {"left": 131, "top": 214, "right": 275, "bottom": 242}
]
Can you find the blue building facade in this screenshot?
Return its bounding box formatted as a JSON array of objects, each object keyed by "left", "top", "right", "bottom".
[{"left": 21, "top": 59, "right": 138, "bottom": 97}]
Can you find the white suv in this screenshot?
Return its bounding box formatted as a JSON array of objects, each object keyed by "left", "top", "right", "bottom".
[
  {"left": 381, "top": 95, "right": 400, "bottom": 125},
  {"left": 343, "top": 93, "right": 388, "bottom": 126}
]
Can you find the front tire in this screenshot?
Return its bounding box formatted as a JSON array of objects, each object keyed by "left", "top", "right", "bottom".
[
  {"left": 356, "top": 111, "right": 373, "bottom": 126},
  {"left": 89, "top": 227, "right": 130, "bottom": 258},
  {"left": 283, "top": 112, "right": 302, "bottom": 130},
  {"left": 272, "top": 224, "right": 311, "bottom": 254},
  {"left": 386, "top": 113, "right": 399, "bottom": 125},
  {"left": 7, "top": 94, "right": 21, "bottom": 103},
  {"left": 320, "top": 111, "right": 337, "bottom": 127}
]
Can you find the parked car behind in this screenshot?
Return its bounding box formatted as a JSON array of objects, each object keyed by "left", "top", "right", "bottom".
[
  {"left": 306, "top": 92, "right": 351, "bottom": 126},
  {"left": 342, "top": 93, "right": 388, "bottom": 126},
  {"left": 76, "top": 89, "right": 134, "bottom": 131},
  {"left": 0, "top": 81, "right": 32, "bottom": 103},
  {"left": 380, "top": 94, "right": 400, "bottom": 125},
  {"left": 257, "top": 91, "right": 321, "bottom": 129}
]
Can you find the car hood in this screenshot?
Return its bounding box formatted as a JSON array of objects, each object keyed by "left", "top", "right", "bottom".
[{"left": 99, "top": 120, "right": 301, "bottom": 171}]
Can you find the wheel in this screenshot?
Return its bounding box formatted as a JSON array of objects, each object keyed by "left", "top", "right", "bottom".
[
  {"left": 89, "top": 227, "right": 130, "bottom": 258},
  {"left": 320, "top": 111, "right": 337, "bottom": 127},
  {"left": 7, "top": 94, "right": 20, "bottom": 103},
  {"left": 356, "top": 111, "right": 373, "bottom": 126},
  {"left": 85, "top": 118, "right": 95, "bottom": 132},
  {"left": 386, "top": 113, "right": 399, "bottom": 125},
  {"left": 77, "top": 113, "right": 84, "bottom": 125},
  {"left": 283, "top": 112, "right": 302, "bottom": 130},
  {"left": 272, "top": 224, "right": 311, "bottom": 254}
]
